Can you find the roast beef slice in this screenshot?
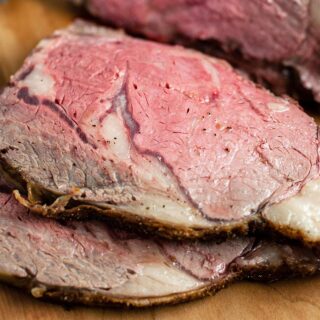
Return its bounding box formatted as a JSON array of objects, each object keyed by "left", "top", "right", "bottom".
[
  {"left": 0, "top": 190, "right": 319, "bottom": 307},
  {"left": 0, "top": 20, "right": 319, "bottom": 243}
]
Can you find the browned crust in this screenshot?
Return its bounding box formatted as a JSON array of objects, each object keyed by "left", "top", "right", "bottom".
[
  {"left": 1, "top": 258, "right": 318, "bottom": 308},
  {"left": 13, "top": 187, "right": 320, "bottom": 247},
  {"left": 0, "top": 273, "right": 237, "bottom": 308},
  {"left": 240, "top": 264, "right": 318, "bottom": 283},
  {"left": 14, "top": 188, "right": 262, "bottom": 241},
  {"left": 233, "top": 251, "right": 320, "bottom": 283},
  {"left": 43, "top": 279, "right": 232, "bottom": 308},
  {"left": 263, "top": 218, "right": 320, "bottom": 248}
]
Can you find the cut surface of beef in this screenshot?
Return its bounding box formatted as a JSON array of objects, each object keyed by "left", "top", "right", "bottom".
[
  {"left": 71, "top": 0, "right": 320, "bottom": 103},
  {"left": 0, "top": 190, "right": 319, "bottom": 307},
  {"left": 0, "top": 21, "right": 319, "bottom": 242}
]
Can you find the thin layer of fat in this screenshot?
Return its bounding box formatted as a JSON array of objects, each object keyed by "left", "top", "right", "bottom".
[
  {"left": 95, "top": 91, "right": 213, "bottom": 227},
  {"left": 263, "top": 178, "right": 320, "bottom": 243},
  {"left": 12, "top": 37, "right": 210, "bottom": 228},
  {"left": 108, "top": 262, "right": 204, "bottom": 297},
  {"left": 101, "top": 113, "right": 131, "bottom": 161},
  {"left": 93, "top": 190, "right": 214, "bottom": 228},
  {"left": 115, "top": 193, "right": 214, "bottom": 227},
  {"left": 19, "top": 64, "right": 54, "bottom": 97}
]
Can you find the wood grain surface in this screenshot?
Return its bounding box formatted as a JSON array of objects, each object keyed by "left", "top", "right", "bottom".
[{"left": 0, "top": 1, "right": 320, "bottom": 319}]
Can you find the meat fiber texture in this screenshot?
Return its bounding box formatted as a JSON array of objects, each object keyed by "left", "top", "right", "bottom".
[
  {"left": 0, "top": 190, "right": 319, "bottom": 307},
  {"left": 71, "top": 0, "right": 320, "bottom": 103},
  {"left": 0, "top": 20, "right": 320, "bottom": 243}
]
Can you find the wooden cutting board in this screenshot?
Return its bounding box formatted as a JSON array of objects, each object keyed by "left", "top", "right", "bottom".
[{"left": 0, "top": 1, "right": 320, "bottom": 319}]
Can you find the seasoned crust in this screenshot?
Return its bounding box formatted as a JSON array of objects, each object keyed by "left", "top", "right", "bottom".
[
  {"left": 0, "top": 273, "right": 235, "bottom": 308},
  {"left": 12, "top": 183, "right": 320, "bottom": 247},
  {"left": 13, "top": 186, "right": 320, "bottom": 247},
  {"left": 14, "top": 186, "right": 261, "bottom": 241},
  {"left": 1, "top": 256, "right": 318, "bottom": 308},
  {"left": 263, "top": 219, "right": 320, "bottom": 249}
]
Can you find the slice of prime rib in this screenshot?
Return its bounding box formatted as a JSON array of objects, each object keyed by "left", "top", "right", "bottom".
[
  {"left": 1, "top": 189, "right": 319, "bottom": 307},
  {"left": 0, "top": 20, "right": 319, "bottom": 243},
  {"left": 70, "top": 0, "right": 320, "bottom": 103}
]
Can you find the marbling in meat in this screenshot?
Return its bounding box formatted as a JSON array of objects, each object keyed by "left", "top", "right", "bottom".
[{"left": 0, "top": 21, "right": 319, "bottom": 242}]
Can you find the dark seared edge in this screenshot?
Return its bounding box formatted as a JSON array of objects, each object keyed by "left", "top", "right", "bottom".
[
  {"left": 13, "top": 183, "right": 261, "bottom": 241},
  {"left": 11, "top": 182, "right": 320, "bottom": 247},
  {"left": 0, "top": 243, "right": 318, "bottom": 308},
  {"left": 0, "top": 274, "right": 236, "bottom": 308}
]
